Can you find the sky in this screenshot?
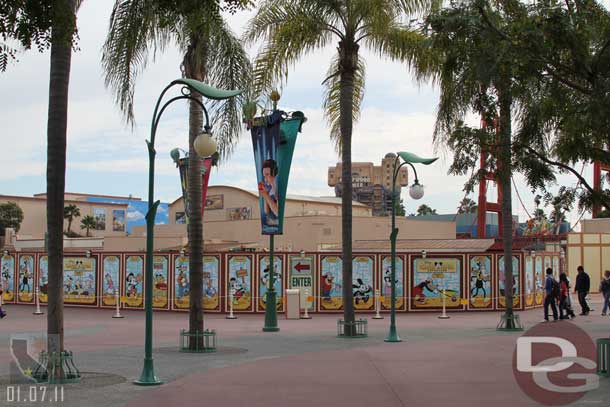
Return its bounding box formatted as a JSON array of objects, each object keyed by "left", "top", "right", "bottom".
[{"left": 0, "top": 2, "right": 594, "bottom": 230}]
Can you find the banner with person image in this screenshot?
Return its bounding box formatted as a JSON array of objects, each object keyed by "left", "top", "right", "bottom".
[{"left": 249, "top": 111, "right": 306, "bottom": 235}]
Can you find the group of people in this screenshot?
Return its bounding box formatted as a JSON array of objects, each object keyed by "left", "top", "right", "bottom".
[{"left": 544, "top": 265, "right": 610, "bottom": 321}]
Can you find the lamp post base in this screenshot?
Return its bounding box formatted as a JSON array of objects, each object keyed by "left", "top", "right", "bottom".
[
  {"left": 262, "top": 289, "right": 279, "bottom": 332},
  {"left": 134, "top": 358, "right": 163, "bottom": 386},
  {"left": 384, "top": 326, "right": 402, "bottom": 342}
]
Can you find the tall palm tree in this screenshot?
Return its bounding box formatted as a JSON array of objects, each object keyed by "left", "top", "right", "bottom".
[
  {"left": 47, "top": 0, "right": 80, "bottom": 380},
  {"left": 102, "top": 0, "right": 250, "bottom": 346},
  {"left": 418, "top": 0, "right": 527, "bottom": 328},
  {"left": 80, "top": 215, "right": 96, "bottom": 237},
  {"left": 63, "top": 204, "right": 81, "bottom": 234},
  {"left": 244, "top": 0, "right": 433, "bottom": 334}
]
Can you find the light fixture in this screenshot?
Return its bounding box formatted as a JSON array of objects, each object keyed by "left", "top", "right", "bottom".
[
  {"left": 180, "top": 248, "right": 186, "bottom": 257},
  {"left": 193, "top": 129, "right": 217, "bottom": 158},
  {"left": 560, "top": 249, "right": 565, "bottom": 259},
  {"left": 2, "top": 250, "right": 8, "bottom": 257},
  {"left": 299, "top": 249, "right": 305, "bottom": 258},
  {"left": 530, "top": 250, "right": 536, "bottom": 258},
  {"left": 421, "top": 249, "right": 427, "bottom": 259},
  {"left": 409, "top": 180, "right": 425, "bottom": 200},
  {"left": 85, "top": 250, "right": 92, "bottom": 258}
]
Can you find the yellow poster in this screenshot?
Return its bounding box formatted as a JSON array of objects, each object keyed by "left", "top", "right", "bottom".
[
  {"left": 102, "top": 256, "right": 120, "bottom": 306},
  {"left": 152, "top": 256, "right": 168, "bottom": 308},
  {"left": 1, "top": 254, "right": 15, "bottom": 302},
  {"left": 352, "top": 256, "right": 374, "bottom": 310},
  {"left": 412, "top": 258, "right": 461, "bottom": 308},
  {"left": 227, "top": 256, "right": 252, "bottom": 311},
  {"left": 124, "top": 256, "right": 144, "bottom": 308},
  {"left": 63, "top": 257, "right": 97, "bottom": 305},
  {"left": 320, "top": 256, "right": 343, "bottom": 310},
  {"left": 18, "top": 255, "right": 34, "bottom": 303}
]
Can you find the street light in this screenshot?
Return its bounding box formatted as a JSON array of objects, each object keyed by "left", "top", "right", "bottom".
[
  {"left": 135, "top": 78, "right": 241, "bottom": 386},
  {"left": 385, "top": 151, "right": 438, "bottom": 343}
]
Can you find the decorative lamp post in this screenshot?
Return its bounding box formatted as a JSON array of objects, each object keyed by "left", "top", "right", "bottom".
[
  {"left": 385, "top": 151, "right": 438, "bottom": 343},
  {"left": 135, "top": 79, "right": 241, "bottom": 386}
]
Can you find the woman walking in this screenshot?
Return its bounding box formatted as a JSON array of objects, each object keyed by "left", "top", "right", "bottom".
[{"left": 559, "top": 272, "right": 576, "bottom": 320}]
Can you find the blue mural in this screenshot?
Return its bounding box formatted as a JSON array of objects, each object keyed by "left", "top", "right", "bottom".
[{"left": 86, "top": 197, "right": 169, "bottom": 233}]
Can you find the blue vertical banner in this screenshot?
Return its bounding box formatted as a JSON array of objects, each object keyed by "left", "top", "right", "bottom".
[
  {"left": 250, "top": 111, "right": 282, "bottom": 235},
  {"left": 248, "top": 110, "right": 306, "bottom": 235}
]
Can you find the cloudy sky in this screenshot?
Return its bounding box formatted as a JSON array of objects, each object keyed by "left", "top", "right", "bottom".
[{"left": 0, "top": 2, "right": 593, "bottom": 228}]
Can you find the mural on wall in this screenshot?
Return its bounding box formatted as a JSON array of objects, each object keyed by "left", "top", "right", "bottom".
[
  {"left": 412, "top": 258, "right": 461, "bottom": 309},
  {"left": 227, "top": 256, "right": 252, "bottom": 311},
  {"left": 1, "top": 253, "right": 15, "bottom": 302},
  {"left": 469, "top": 255, "right": 491, "bottom": 309},
  {"left": 535, "top": 257, "right": 544, "bottom": 305},
  {"left": 93, "top": 208, "right": 106, "bottom": 230},
  {"left": 112, "top": 210, "right": 126, "bottom": 232},
  {"left": 39, "top": 256, "right": 48, "bottom": 303},
  {"left": 18, "top": 255, "right": 34, "bottom": 302},
  {"left": 320, "top": 256, "right": 343, "bottom": 310},
  {"left": 289, "top": 255, "right": 314, "bottom": 310},
  {"left": 102, "top": 255, "right": 120, "bottom": 306},
  {"left": 63, "top": 257, "right": 97, "bottom": 305},
  {"left": 203, "top": 256, "right": 220, "bottom": 311},
  {"left": 381, "top": 256, "right": 404, "bottom": 310},
  {"left": 175, "top": 212, "right": 186, "bottom": 224},
  {"left": 352, "top": 256, "right": 374, "bottom": 310},
  {"left": 498, "top": 255, "right": 520, "bottom": 308},
  {"left": 525, "top": 256, "right": 535, "bottom": 307},
  {"left": 124, "top": 255, "right": 144, "bottom": 307},
  {"left": 153, "top": 256, "right": 168, "bottom": 308},
  {"left": 228, "top": 207, "right": 252, "bottom": 221},
  {"left": 258, "top": 256, "right": 283, "bottom": 311},
  {"left": 205, "top": 195, "right": 224, "bottom": 210},
  {"left": 174, "top": 256, "right": 190, "bottom": 309}
]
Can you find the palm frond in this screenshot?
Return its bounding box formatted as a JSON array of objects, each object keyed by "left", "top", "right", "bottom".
[
  {"left": 205, "top": 16, "right": 252, "bottom": 160},
  {"left": 323, "top": 54, "right": 366, "bottom": 152},
  {"left": 245, "top": 1, "right": 340, "bottom": 98},
  {"left": 101, "top": 0, "right": 172, "bottom": 125}
]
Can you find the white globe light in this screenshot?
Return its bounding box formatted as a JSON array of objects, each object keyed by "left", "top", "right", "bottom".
[
  {"left": 193, "top": 131, "right": 217, "bottom": 157},
  {"left": 409, "top": 182, "right": 425, "bottom": 200}
]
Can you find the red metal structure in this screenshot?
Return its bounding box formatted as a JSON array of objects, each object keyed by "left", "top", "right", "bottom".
[
  {"left": 477, "top": 117, "right": 503, "bottom": 238},
  {"left": 592, "top": 160, "right": 610, "bottom": 217}
]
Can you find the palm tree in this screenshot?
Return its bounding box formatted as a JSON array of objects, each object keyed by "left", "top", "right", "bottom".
[
  {"left": 80, "top": 215, "right": 96, "bottom": 237},
  {"left": 102, "top": 0, "right": 250, "bottom": 347},
  {"left": 245, "top": 0, "right": 434, "bottom": 334},
  {"left": 457, "top": 197, "right": 477, "bottom": 214},
  {"left": 63, "top": 204, "right": 81, "bottom": 234},
  {"left": 419, "top": 0, "right": 527, "bottom": 328},
  {"left": 416, "top": 204, "right": 436, "bottom": 216}
]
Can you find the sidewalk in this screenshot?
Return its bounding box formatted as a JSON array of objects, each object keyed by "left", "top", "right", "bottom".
[{"left": 0, "top": 299, "right": 608, "bottom": 407}]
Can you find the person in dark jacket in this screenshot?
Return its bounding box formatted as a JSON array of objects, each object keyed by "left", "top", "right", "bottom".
[{"left": 574, "top": 265, "right": 590, "bottom": 315}]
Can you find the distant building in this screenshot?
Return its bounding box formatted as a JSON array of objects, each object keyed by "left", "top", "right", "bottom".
[{"left": 328, "top": 153, "right": 408, "bottom": 216}]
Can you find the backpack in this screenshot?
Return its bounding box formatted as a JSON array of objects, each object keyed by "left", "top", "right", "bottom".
[{"left": 550, "top": 278, "right": 561, "bottom": 299}]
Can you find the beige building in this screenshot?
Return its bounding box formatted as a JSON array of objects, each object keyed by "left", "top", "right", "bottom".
[
  {"left": 328, "top": 153, "right": 409, "bottom": 216},
  {"left": 2, "top": 186, "right": 456, "bottom": 252},
  {"left": 0, "top": 193, "right": 129, "bottom": 239}
]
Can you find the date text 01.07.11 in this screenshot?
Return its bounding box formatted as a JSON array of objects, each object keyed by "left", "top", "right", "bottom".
[{"left": 4, "top": 385, "right": 65, "bottom": 403}]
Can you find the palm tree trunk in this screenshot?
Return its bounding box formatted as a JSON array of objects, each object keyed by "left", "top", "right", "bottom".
[
  {"left": 499, "top": 85, "right": 515, "bottom": 323},
  {"left": 339, "top": 40, "right": 358, "bottom": 335},
  {"left": 184, "top": 37, "right": 205, "bottom": 349},
  {"left": 47, "top": 0, "right": 76, "bottom": 378}
]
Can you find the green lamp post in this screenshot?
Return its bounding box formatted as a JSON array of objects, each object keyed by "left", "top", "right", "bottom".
[
  {"left": 385, "top": 151, "right": 438, "bottom": 343},
  {"left": 135, "top": 79, "right": 241, "bottom": 386}
]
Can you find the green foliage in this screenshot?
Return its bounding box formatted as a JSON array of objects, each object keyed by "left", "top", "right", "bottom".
[
  {"left": 63, "top": 204, "right": 80, "bottom": 233},
  {"left": 395, "top": 198, "right": 406, "bottom": 216},
  {"left": 457, "top": 197, "right": 477, "bottom": 214},
  {"left": 0, "top": 201, "right": 24, "bottom": 233},
  {"left": 416, "top": 204, "right": 436, "bottom": 216},
  {"left": 0, "top": 0, "right": 80, "bottom": 71},
  {"left": 102, "top": 0, "right": 251, "bottom": 158},
  {"left": 80, "top": 215, "right": 96, "bottom": 237}
]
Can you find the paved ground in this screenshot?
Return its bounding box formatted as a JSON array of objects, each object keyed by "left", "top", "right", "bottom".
[{"left": 0, "top": 297, "right": 609, "bottom": 407}]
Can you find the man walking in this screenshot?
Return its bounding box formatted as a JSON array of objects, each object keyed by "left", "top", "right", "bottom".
[
  {"left": 544, "top": 268, "right": 559, "bottom": 322},
  {"left": 574, "top": 265, "right": 590, "bottom": 315}
]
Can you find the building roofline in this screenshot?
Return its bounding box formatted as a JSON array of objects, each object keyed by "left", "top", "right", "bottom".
[
  {"left": 0, "top": 194, "right": 129, "bottom": 207},
  {"left": 169, "top": 185, "right": 369, "bottom": 207},
  {"left": 34, "top": 192, "right": 142, "bottom": 201}
]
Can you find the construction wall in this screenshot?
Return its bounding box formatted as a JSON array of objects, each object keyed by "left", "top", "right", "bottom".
[{"left": 566, "top": 232, "right": 610, "bottom": 293}]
